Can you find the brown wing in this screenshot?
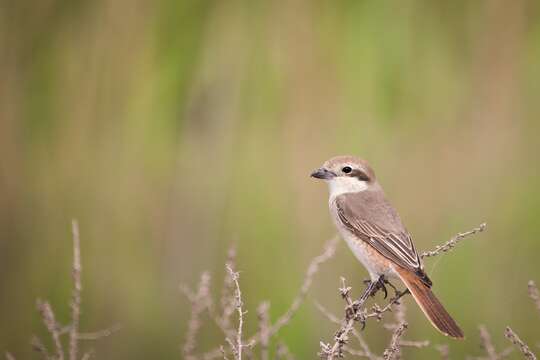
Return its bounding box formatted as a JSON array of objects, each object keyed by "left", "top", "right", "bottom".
[{"left": 334, "top": 191, "right": 423, "bottom": 273}]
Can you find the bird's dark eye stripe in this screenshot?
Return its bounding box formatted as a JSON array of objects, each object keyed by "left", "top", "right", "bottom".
[
  {"left": 342, "top": 166, "right": 352, "bottom": 173},
  {"left": 352, "top": 169, "right": 370, "bottom": 181}
]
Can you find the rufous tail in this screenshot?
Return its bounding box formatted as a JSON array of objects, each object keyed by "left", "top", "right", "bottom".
[{"left": 396, "top": 267, "right": 464, "bottom": 339}]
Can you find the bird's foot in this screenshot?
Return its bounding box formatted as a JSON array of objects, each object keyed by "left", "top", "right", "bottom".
[
  {"left": 383, "top": 278, "right": 402, "bottom": 297},
  {"left": 364, "top": 276, "right": 388, "bottom": 298}
]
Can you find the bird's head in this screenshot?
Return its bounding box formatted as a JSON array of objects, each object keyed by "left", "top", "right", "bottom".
[{"left": 311, "top": 155, "right": 376, "bottom": 197}]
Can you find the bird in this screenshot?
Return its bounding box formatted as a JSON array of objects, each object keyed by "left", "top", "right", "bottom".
[{"left": 311, "top": 155, "right": 464, "bottom": 339}]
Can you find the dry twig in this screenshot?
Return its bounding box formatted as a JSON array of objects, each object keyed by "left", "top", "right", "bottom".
[
  {"left": 80, "top": 352, "right": 93, "bottom": 360},
  {"left": 382, "top": 322, "right": 407, "bottom": 360},
  {"left": 70, "top": 220, "right": 82, "bottom": 360},
  {"left": 219, "top": 247, "right": 238, "bottom": 337},
  {"left": 18, "top": 220, "right": 118, "bottom": 360},
  {"left": 421, "top": 223, "right": 486, "bottom": 258},
  {"left": 225, "top": 264, "right": 249, "bottom": 360},
  {"left": 504, "top": 327, "right": 536, "bottom": 360},
  {"left": 202, "top": 237, "right": 339, "bottom": 359},
  {"left": 275, "top": 342, "right": 295, "bottom": 360},
  {"left": 257, "top": 302, "right": 271, "bottom": 360},
  {"left": 314, "top": 300, "right": 378, "bottom": 360},
  {"left": 36, "top": 300, "right": 64, "bottom": 360},
  {"left": 76, "top": 324, "right": 122, "bottom": 340},
  {"left": 479, "top": 325, "right": 498, "bottom": 359},
  {"left": 319, "top": 223, "right": 486, "bottom": 359},
  {"left": 266, "top": 237, "right": 339, "bottom": 338},
  {"left": 192, "top": 224, "right": 486, "bottom": 360},
  {"left": 435, "top": 344, "right": 449, "bottom": 360},
  {"left": 398, "top": 340, "right": 429, "bottom": 349},
  {"left": 528, "top": 281, "right": 540, "bottom": 315},
  {"left": 318, "top": 276, "right": 409, "bottom": 359},
  {"left": 469, "top": 325, "right": 512, "bottom": 360},
  {"left": 182, "top": 272, "right": 212, "bottom": 359},
  {"left": 30, "top": 336, "right": 50, "bottom": 359}
]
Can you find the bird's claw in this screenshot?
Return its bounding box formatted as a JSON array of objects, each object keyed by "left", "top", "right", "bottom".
[{"left": 369, "top": 276, "right": 388, "bottom": 299}]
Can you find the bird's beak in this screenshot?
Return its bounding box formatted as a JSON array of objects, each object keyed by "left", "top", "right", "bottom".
[{"left": 310, "top": 168, "right": 336, "bottom": 180}]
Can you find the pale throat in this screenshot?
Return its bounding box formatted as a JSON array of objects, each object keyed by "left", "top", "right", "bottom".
[{"left": 327, "top": 177, "right": 368, "bottom": 199}]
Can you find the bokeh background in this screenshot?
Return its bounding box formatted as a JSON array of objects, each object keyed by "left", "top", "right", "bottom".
[{"left": 1, "top": 0, "right": 540, "bottom": 358}]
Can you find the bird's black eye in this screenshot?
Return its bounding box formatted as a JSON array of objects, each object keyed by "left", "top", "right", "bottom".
[{"left": 342, "top": 166, "right": 352, "bottom": 174}]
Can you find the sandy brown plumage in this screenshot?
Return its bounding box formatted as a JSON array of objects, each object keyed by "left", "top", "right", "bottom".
[
  {"left": 313, "top": 155, "right": 464, "bottom": 339},
  {"left": 397, "top": 268, "right": 464, "bottom": 339}
]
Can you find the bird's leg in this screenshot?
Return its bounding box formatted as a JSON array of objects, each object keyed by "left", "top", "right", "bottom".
[
  {"left": 394, "top": 288, "right": 410, "bottom": 300},
  {"left": 383, "top": 278, "right": 400, "bottom": 297},
  {"left": 376, "top": 276, "right": 388, "bottom": 299},
  {"left": 363, "top": 276, "right": 388, "bottom": 298},
  {"left": 383, "top": 278, "right": 410, "bottom": 300},
  {"left": 354, "top": 275, "right": 385, "bottom": 307}
]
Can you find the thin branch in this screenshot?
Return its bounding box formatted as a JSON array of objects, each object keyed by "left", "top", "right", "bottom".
[
  {"left": 36, "top": 300, "right": 64, "bottom": 360},
  {"left": 219, "top": 246, "right": 238, "bottom": 337},
  {"left": 313, "top": 301, "right": 377, "bottom": 360},
  {"left": 81, "top": 350, "right": 94, "bottom": 360},
  {"left": 467, "top": 329, "right": 512, "bottom": 360},
  {"left": 203, "top": 237, "right": 339, "bottom": 360},
  {"left": 319, "top": 277, "right": 406, "bottom": 359},
  {"left": 70, "top": 219, "right": 82, "bottom": 360},
  {"left": 4, "top": 352, "right": 16, "bottom": 360},
  {"left": 182, "top": 272, "right": 212, "bottom": 359},
  {"left": 320, "top": 223, "right": 483, "bottom": 360},
  {"left": 275, "top": 342, "right": 295, "bottom": 360},
  {"left": 226, "top": 264, "right": 248, "bottom": 360},
  {"left": 220, "top": 346, "right": 231, "bottom": 360},
  {"left": 30, "top": 336, "right": 50, "bottom": 360},
  {"left": 343, "top": 346, "right": 368, "bottom": 357},
  {"left": 76, "top": 324, "right": 122, "bottom": 340},
  {"left": 479, "top": 325, "right": 498, "bottom": 360},
  {"left": 257, "top": 302, "right": 271, "bottom": 360},
  {"left": 398, "top": 340, "right": 429, "bottom": 349},
  {"left": 504, "top": 327, "right": 536, "bottom": 360},
  {"left": 421, "top": 223, "right": 486, "bottom": 258},
  {"left": 435, "top": 345, "right": 449, "bottom": 360},
  {"left": 528, "top": 281, "right": 540, "bottom": 315},
  {"left": 266, "top": 237, "right": 339, "bottom": 338},
  {"left": 382, "top": 322, "right": 407, "bottom": 360},
  {"left": 13, "top": 221, "right": 116, "bottom": 359}
]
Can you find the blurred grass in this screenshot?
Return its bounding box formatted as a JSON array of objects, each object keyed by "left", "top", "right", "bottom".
[{"left": 1, "top": 0, "right": 540, "bottom": 358}]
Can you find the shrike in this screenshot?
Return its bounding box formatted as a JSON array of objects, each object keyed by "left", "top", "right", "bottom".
[{"left": 311, "top": 155, "right": 463, "bottom": 339}]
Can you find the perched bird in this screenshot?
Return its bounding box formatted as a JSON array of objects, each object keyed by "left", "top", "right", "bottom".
[{"left": 311, "top": 155, "right": 464, "bottom": 339}]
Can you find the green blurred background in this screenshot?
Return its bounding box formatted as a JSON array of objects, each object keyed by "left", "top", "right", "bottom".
[{"left": 1, "top": 0, "right": 540, "bottom": 358}]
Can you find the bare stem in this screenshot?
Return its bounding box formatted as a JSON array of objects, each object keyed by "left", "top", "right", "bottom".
[
  {"left": 421, "top": 223, "right": 486, "bottom": 258},
  {"left": 479, "top": 325, "right": 498, "bottom": 360},
  {"left": 70, "top": 219, "right": 82, "bottom": 360},
  {"left": 36, "top": 300, "right": 64, "bottom": 360},
  {"left": 226, "top": 264, "right": 247, "bottom": 360},
  {"left": 504, "top": 327, "right": 536, "bottom": 360},
  {"left": 257, "top": 302, "right": 270, "bottom": 360},
  {"left": 382, "top": 322, "right": 407, "bottom": 360},
  {"left": 275, "top": 342, "right": 295, "bottom": 360},
  {"left": 319, "top": 277, "right": 407, "bottom": 359},
  {"left": 528, "top": 281, "right": 540, "bottom": 315},
  {"left": 76, "top": 324, "right": 122, "bottom": 340},
  {"left": 435, "top": 345, "right": 449, "bottom": 360},
  {"left": 182, "top": 272, "right": 211, "bottom": 359},
  {"left": 30, "top": 336, "right": 50, "bottom": 360},
  {"left": 266, "top": 237, "right": 339, "bottom": 338},
  {"left": 203, "top": 237, "right": 338, "bottom": 360}
]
